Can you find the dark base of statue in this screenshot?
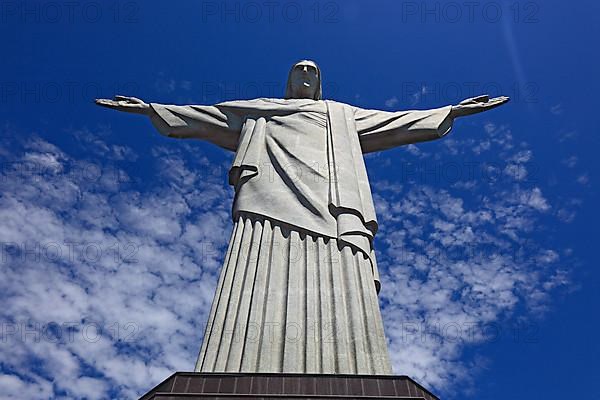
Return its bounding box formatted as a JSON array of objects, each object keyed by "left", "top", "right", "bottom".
[{"left": 138, "top": 372, "right": 438, "bottom": 399}]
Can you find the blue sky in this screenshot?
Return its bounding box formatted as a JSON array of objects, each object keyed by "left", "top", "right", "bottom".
[{"left": 1, "top": 0, "right": 599, "bottom": 399}]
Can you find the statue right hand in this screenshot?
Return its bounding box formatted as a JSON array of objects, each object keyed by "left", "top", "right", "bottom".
[{"left": 95, "top": 95, "right": 150, "bottom": 115}]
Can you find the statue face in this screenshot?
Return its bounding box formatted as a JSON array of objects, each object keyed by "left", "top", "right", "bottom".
[{"left": 288, "top": 61, "right": 320, "bottom": 99}]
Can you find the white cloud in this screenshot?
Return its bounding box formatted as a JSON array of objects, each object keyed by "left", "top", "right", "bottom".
[
  {"left": 577, "top": 173, "right": 589, "bottom": 185},
  {"left": 385, "top": 96, "right": 399, "bottom": 108},
  {"left": 0, "top": 119, "right": 578, "bottom": 399},
  {"left": 550, "top": 104, "right": 563, "bottom": 115},
  {"left": 372, "top": 122, "right": 572, "bottom": 394},
  {"left": 561, "top": 155, "right": 578, "bottom": 168},
  {"left": 0, "top": 132, "right": 232, "bottom": 399}
]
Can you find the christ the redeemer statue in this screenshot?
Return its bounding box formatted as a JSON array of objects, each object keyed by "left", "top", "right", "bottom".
[{"left": 96, "top": 60, "right": 508, "bottom": 375}]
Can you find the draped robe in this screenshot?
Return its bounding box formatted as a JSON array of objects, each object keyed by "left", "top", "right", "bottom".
[{"left": 149, "top": 98, "right": 453, "bottom": 374}]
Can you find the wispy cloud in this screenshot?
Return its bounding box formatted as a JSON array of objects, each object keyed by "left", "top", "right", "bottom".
[
  {"left": 372, "top": 121, "right": 576, "bottom": 395},
  {"left": 0, "top": 119, "right": 580, "bottom": 399},
  {"left": 0, "top": 129, "right": 232, "bottom": 399},
  {"left": 385, "top": 96, "right": 399, "bottom": 108}
]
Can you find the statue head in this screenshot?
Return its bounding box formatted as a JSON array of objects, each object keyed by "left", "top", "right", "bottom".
[{"left": 285, "top": 60, "right": 322, "bottom": 100}]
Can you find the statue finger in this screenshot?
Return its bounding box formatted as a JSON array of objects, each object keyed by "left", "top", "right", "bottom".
[
  {"left": 488, "top": 96, "right": 510, "bottom": 105},
  {"left": 482, "top": 99, "right": 508, "bottom": 110},
  {"left": 472, "top": 94, "right": 490, "bottom": 103},
  {"left": 95, "top": 98, "right": 119, "bottom": 107},
  {"left": 460, "top": 94, "right": 489, "bottom": 105},
  {"left": 114, "top": 95, "right": 141, "bottom": 103},
  {"left": 127, "top": 96, "right": 144, "bottom": 104},
  {"left": 117, "top": 100, "right": 141, "bottom": 108}
]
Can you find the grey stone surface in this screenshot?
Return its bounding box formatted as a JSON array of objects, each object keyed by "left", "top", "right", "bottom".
[
  {"left": 96, "top": 60, "right": 508, "bottom": 374},
  {"left": 195, "top": 214, "right": 391, "bottom": 374}
]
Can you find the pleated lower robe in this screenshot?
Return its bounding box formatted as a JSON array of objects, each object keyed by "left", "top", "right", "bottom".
[{"left": 195, "top": 213, "right": 393, "bottom": 375}]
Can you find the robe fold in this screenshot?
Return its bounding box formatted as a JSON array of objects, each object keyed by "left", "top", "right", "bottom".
[
  {"left": 151, "top": 99, "right": 452, "bottom": 286},
  {"left": 149, "top": 98, "right": 453, "bottom": 373}
]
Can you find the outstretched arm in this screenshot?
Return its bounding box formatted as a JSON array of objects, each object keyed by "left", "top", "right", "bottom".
[
  {"left": 95, "top": 96, "right": 244, "bottom": 151},
  {"left": 355, "top": 95, "right": 509, "bottom": 153}
]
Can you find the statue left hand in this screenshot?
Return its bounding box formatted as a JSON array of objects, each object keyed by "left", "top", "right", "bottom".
[
  {"left": 95, "top": 95, "right": 151, "bottom": 115},
  {"left": 450, "top": 95, "right": 510, "bottom": 118}
]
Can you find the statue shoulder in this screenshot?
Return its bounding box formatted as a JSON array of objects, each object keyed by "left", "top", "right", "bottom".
[
  {"left": 324, "top": 99, "right": 357, "bottom": 114},
  {"left": 216, "top": 98, "right": 287, "bottom": 108},
  {"left": 215, "top": 98, "right": 354, "bottom": 114}
]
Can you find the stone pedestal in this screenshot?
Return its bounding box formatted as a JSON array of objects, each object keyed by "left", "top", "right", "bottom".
[{"left": 139, "top": 372, "right": 438, "bottom": 399}]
